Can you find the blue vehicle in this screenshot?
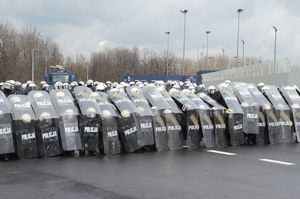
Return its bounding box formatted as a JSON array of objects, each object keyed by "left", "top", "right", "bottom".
[
  {"left": 44, "top": 65, "right": 76, "bottom": 86},
  {"left": 123, "top": 70, "right": 218, "bottom": 84}
]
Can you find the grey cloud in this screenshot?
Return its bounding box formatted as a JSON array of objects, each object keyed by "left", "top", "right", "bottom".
[{"left": 1, "top": 0, "right": 299, "bottom": 60}]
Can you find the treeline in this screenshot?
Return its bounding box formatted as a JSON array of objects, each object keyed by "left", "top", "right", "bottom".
[
  {"left": 90, "top": 48, "right": 261, "bottom": 82},
  {"left": 0, "top": 21, "right": 63, "bottom": 82},
  {"left": 89, "top": 47, "right": 228, "bottom": 82},
  {"left": 90, "top": 47, "right": 174, "bottom": 82},
  {"left": 0, "top": 21, "right": 262, "bottom": 83}
]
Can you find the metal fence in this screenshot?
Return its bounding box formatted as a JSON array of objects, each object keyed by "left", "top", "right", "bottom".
[{"left": 202, "top": 58, "right": 300, "bottom": 83}]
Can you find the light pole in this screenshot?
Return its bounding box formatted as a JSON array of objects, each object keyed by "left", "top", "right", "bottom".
[
  {"left": 206, "top": 31, "right": 211, "bottom": 68},
  {"left": 45, "top": 56, "right": 49, "bottom": 76},
  {"left": 0, "top": 39, "right": 3, "bottom": 57},
  {"left": 222, "top": 48, "right": 225, "bottom": 61},
  {"left": 236, "top": 8, "right": 244, "bottom": 66},
  {"left": 86, "top": 63, "right": 89, "bottom": 81},
  {"left": 0, "top": 40, "right": 3, "bottom": 68},
  {"left": 31, "top": 49, "right": 39, "bottom": 83},
  {"left": 165, "top": 31, "right": 170, "bottom": 75},
  {"left": 206, "top": 31, "right": 211, "bottom": 57},
  {"left": 180, "top": 9, "right": 188, "bottom": 75},
  {"left": 241, "top": 39, "right": 245, "bottom": 66},
  {"left": 273, "top": 26, "right": 278, "bottom": 64}
]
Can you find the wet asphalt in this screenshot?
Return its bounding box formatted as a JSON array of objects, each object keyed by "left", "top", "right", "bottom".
[{"left": 1, "top": 143, "right": 300, "bottom": 199}]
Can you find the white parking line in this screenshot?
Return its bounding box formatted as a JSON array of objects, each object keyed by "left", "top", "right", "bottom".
[
  {"left": 206, "top": 150, "right": 236, "bottom": 156},
  {"left": 259, "top": 158, "right": 296, "bottom": 166}
]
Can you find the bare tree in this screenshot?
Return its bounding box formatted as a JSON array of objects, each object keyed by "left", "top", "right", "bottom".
[
  {"left": 0, "top": 21, "right": 265, "bottom": 84},
  {"left": 0, "top": 22, "right": 63, "bottom": 83}
]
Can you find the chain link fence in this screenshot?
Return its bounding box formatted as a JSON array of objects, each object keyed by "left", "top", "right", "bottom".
[{"left": 202, "top": 58, "right": 300, "bottom": 83}]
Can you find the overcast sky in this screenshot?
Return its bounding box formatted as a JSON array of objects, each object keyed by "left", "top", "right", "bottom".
[{"left": 1, "top": 0, "right": 299, "bottom": 60}]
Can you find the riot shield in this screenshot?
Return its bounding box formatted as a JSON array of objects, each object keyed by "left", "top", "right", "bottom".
[
  {"left": 280, "top": 86, "right": 300, "bottom": 142},
  {"left": 73, "top": 86, "right": 101, "bottom": 155},
  {"left": 8, "top": 95, "right": 38, "bottom": 159},
  {"left": 181, "top": 90, "right": 222, "bottom": 148},
  {"left": 198, "top": 92, "right": 227, "bottom": 147},
  {"left": 94, "top": 92, "right": 119, "bottom": 118},
  {"left": 92, "top": 92, "right": 121, "bottom": 155},
  {"left": 160, "top": 90, "right": 182, "bottom": 114},
  {"left": 28, "top": 91, "right": 61, "bottom": 157},
  {"left": 107, "top": 88, "right": 142, "bottom": 152},
  {"left": 0, "top": 91, "right": 14, "bottom": 157},
  {"left": 216, "top": 83, "right": 244, "bottom": 146},
  {"left": 232, "top": 83, "right": 259, "bottom": 144},
  {"left": 50, "top": 89, "right": 82, "bottom": 153},
  {"left": 159, "top": 89, "right": 184, "bottom": 149},
  {"left": 151, "top": 107, "right": 168, "bottom": 151},
  {"left": 170, "top": 90, "right": 203, "bottom": 148},
  {"left": 142, "top": 86, "right": 179, "bottom": 150},
  {"left": 142, "top": 86, "right": 172, "bottom": 110},
  {"left": 262, "top": 85, "right": 293, "bottom": 143},
  {"left": 247, "top": 84, "right": 280, "bottom": 144},
  {"left": 126, "top": 86, "right": 155, "bottom": 147}
]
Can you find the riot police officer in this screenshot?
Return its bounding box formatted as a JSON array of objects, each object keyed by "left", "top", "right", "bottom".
[
  {"left": 42, "top": 84, "right": 51, "bottom": 92},
  {"left": 257, "top": 82, "right": 265, "bottom": 92},
  {"left": 2, "top": 82, "right": 14, "bottom": 96},
  {"left": 207, "top": 86, "right": 220, "bottom": 101},
  {"left": 78, "top": 81, "right": 84, "bottom": 86},
  {"left": 95, "top": 84, "right": 106, "bottom": 92},
  {"left": 14, "top": 81, "right": 23, "bottom": 94},
  {"left": 196, "top": 84, "right": 205, "bottom": 94},
  {"left": 86, "top": 80, "right": 94, "bottom": 91}
]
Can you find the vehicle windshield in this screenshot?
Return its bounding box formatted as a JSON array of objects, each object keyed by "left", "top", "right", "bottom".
[{"left": 51, "top": 74, "right": 69, "bottom": 83}]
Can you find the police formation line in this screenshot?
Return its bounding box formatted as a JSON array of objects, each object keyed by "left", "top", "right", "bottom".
[{"left": 0, "top": 79, "right": 299, "bottom": 160}]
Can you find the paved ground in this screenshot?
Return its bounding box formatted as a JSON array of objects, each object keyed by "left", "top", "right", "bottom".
[{"left": 1, "top": 143, "right": 300, "bottom": 199}]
